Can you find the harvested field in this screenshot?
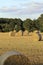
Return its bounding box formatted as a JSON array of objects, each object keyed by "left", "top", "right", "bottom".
[{"left": 0, "top": 32, "right": 43, "bottom": 64}]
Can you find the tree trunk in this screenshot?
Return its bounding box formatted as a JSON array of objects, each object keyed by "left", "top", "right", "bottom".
[
  {"left": 36, "top": 31, "right": 42, "bottom": 41},
  {"left": 22, "top": 31, "right": 23, "bottom": 36}
]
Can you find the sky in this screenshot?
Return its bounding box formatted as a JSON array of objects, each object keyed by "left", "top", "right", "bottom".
[{"left": 0, "top": 0, "right": 43, "bottom": 20}]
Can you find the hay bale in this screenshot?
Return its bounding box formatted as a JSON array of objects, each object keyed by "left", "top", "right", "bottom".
[
  {"left": 34, "top": 31, "right": 43, "bottom": 41},
  {"left": 3, "top": 55, "right": 30, "bottom": 65},
  {"left": 29, "top": 31, "right": 39, "bottom": 41},
  {"left": 15, "top": 30, "right": 22, "bottom": 36},
  {"left": 32, "top": 32, "right": 39, "bottom": 41},
  {"left": 34, "top": 30, "right": 38, "bottom": 33},
  {"left": 40, "top": 33, "right": 43, "bottom": 41},
  {"left": 0, "top": 51, "right": 30, "bottom": 65},
  {"left": 10, "top": 30, "right": 16, "bottom": 36},
  {"left": 23, "top": 30, "right": 28, "bottom": 36},
  {"left": 29, "top": 32, "right": 33, "bottom": 36}
]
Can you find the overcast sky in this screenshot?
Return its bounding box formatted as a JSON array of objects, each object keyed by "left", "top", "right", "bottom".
[{"left": 0, "top": 0, "right": 43, "bottom": 20}]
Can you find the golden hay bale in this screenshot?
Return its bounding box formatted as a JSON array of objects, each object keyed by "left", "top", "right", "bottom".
[
  {"left": 33, "top": 30, "right": 38, "bottom": 33},
  {"left": 41, "top": 33, "right": 43, "bottom": 40},
  {"left": 28, "top": 32, "right": 39, "bottom": 41},
  {"left": 3, "top": 55, "right": 30, "bottom": 65},
  {"left": 23, "top": 30, "right": 28, "bottom": 36},
  {"left": 34, "top": 31, "right": 43, "bottom": 41},
  {"left": 1, "top": 51, "right": 30, "bottom": 65},
  {"left": 29, "top": 32, "right": 33, "bottom": 36},
  {"left": 31, "top": 32, "right": 39, "bottom": 41},
  {"left": 10, "top": 30, "right": 16, "bottom": 36},
  {"left": 15, "top": 30, "right": 22, "bottom": 36}
]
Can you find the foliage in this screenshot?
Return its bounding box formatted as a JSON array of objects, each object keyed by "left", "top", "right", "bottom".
[
  {"left": 0, "top": 14, "right": 43, "bottom": 32},
  {"left": 37, "top": 14, "right": 43, "bottom": 32},
  {"left": 23, "top": 19, "right": 34, "bottom": 32}
]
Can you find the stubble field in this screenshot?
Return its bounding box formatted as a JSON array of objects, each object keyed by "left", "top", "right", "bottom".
[{"left": 0, "top": 32, "right": 43, "bottom": 64}]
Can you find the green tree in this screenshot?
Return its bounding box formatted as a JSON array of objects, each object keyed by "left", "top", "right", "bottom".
[
  {"left": 33, "top": 19, "right": 42, "bottom": 41},
  {"left": 37, "top": 14, "right": 43, "bottom": 32},
  {"left": 33, "top": 19, "right": 40, "bottom": 31},
  {"left": 14, "top": 18, "right": 25, "bottom": 36},
  {"left": 23, "top": 19, "right": 33, "bottom": 33}
]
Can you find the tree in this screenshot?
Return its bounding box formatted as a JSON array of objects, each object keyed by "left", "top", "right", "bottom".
[
  {"left": 37, "top": 14, "right": 43, "bottom": 32},
  {"left": 33, "top": 19, "right": 40, "bottom": 31},
  {"left": 9, "top": 19, "right": 15, "bottom": 31},
  {"left": 14, "top": 19, "right": 22, "bottom": 32},
  {"left": 14, "top": 18, "right": 25, "bottom": 36},
  {"left": 33, "top": 19, "right": 42, "bottom": 41},
  {"left": 23, "top": 19, "right": 33, "bottom": 34}
]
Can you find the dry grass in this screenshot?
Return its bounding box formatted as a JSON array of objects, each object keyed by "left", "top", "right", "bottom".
[{"left": 0, "top": 32, "right": 43, "bottom": 64}]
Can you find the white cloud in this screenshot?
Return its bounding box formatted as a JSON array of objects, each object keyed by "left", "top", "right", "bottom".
[
  {"left": 0, "top": 2, "right": 43, "bottom": 16},
  {"left": 0, "top": 6, "right": 19, "bottom": 13},
  {"left": 18, "top": 2, "right": 43, "bottom": 15}
]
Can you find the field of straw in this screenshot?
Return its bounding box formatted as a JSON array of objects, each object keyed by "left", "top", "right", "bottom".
[{"left": 0, "top": 32, "right": 43, "bottom": 64}]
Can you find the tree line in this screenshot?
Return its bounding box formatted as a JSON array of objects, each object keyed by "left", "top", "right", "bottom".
[{"left": 0, "top": 14, "right": 43, "bottom": 34}]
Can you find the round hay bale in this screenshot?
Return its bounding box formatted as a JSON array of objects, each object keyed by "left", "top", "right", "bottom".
[
  {"left": 32, "top": 32, "right": 39, "bottom": 41},
  {"left": 34, "top": 30, "right": 38, "bottom": 33},
  {"left": 29, "top": 32, "right": 33, "bottom": 36},
  {"left": 29, "top": 32, "right": 39, "bottom": 41},
  {"left": 10, "top": 30, "right": 16, "bottom": 36},
  {"left": 40, "top": 33, "right": 43, "bottom": 41},
  {"left": 15, "top": 30, "right": 22, "bottom": 36},
  {"left": 0, "top": 51, "right": 30, "bottom": 65},
  {"left": 23, "top": 30, "right": 28, "bottom": 36},
  {"left": 3, "top": 55, "right": 30, "bottom": 65}
]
